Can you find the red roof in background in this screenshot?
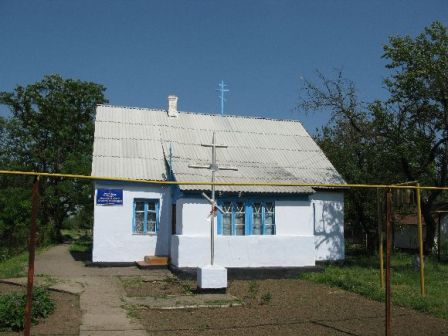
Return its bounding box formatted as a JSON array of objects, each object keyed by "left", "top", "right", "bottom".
[{"left": 394, "top": 214, "right": 426, "bottom": 226}]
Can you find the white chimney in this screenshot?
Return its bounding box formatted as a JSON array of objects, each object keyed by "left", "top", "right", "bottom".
[{"left": 167, "top": 95, "right": 178, "bottom": 117}]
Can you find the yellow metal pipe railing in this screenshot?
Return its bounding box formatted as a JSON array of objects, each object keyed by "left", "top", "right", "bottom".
[
  {"left": 1, "top": 168, "right": 442, "bottom": 335},
  {"left": 2, "top": 169, "right": 448, "bottom": 190},
  {"left": 416, "top": 183, "right": 426, "bottom": 296}
]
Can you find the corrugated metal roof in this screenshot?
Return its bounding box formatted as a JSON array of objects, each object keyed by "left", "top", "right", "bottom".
[{"left": 92, "top": 104, "right": 345, "bottom": 193}]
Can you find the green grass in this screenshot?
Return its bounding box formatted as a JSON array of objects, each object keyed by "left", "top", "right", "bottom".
[
  {"left": 68, "top": 234, "right": 92, "bottom": 254},
  {"left": 0, "top": 230, "right": 91, "bottom": 279},
  {"left": 60, "top": 229, "right": 91, "bottom": 242},
  {"left": 0, "top": 246, "right": 54, "bottom": 279},
  {"left": 0, "top": 251, "right": 29, "bottom": 279},
  {"left": 69, "top": 240, "right": 92, "bottom": 253},
  {"left": 301, "top": 253, "right": 448, "bottom": 319},
  {"left": 121, "top": 302, "right": 141, "bottom": 321},
  {"left": 120, "top": 276, "right": 144, "bottom": 289}
]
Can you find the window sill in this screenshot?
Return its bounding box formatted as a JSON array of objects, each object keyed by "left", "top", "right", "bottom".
[{"left": 132, "top": 233, "right": 157, "bottom": 236}]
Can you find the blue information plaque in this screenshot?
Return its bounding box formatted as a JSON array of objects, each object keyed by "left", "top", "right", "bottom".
[{"left": 96, "top": 189, "right": 123, "bottom": 206}]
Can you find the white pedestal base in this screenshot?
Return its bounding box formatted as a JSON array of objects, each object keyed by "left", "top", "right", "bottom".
[{"left": 197, "top": 264, "right": 227, "bottom": 289}]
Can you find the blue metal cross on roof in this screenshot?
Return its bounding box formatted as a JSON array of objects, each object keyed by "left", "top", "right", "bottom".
[{"left": 217, "top": 80, "right": 229, "bottom": 116}]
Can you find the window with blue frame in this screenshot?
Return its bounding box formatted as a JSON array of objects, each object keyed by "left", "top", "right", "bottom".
[
  {"left": 219, "top": 201, "right": 275, "bottom": 236},
  {"left": 133, "top": 199, "right": 159, "bottom": 234}
]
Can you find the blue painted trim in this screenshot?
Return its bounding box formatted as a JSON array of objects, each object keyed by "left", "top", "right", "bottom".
[
  {"left": 171, "top": 185, "right": 183, "bottom": 203},
  {"left": 216, "top": 199, "right": 280, "bottom": 236},
  {"left": 217, "top": 208, "right": 223, "bottom": 235},
  {"left": 132, "top": 201, "right": 136, "bottom": 233},
  {"left": 231, "top": 202, "right": 236, "bottom": 236},
  {"left": 132, "top": 198, "right": 160, "bottom": 235},
  {"left": 155, "top": 201, "right": 160, "bottom": 232},
  {"left": 261, "top": 203, "right": 266, "bottom": 235},
  {"left": 272, "top": 203, "right": 276, "bottom": 235},
  {"left": 143, "top": 202, "right": 148, "bottom": 233},
  {"left": 245, "top": 202, "right": 252, "bottom": 235}
]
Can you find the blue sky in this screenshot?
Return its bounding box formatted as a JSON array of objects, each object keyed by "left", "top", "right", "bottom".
[{"left": 1, "top": 0, "right": 447, "bottom": 132}]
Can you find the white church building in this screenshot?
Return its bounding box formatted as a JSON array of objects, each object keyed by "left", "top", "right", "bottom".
[{"left": 91, "top": 96, "right": 346, "bottom": 268}]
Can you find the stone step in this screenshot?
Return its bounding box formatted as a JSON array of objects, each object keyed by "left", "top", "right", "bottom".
[
  {"left": 144, "top": 256, "right": 169, "bottom": 265},
  {"left": 136, "top": 256, "right": 170, "bottom": 269}
]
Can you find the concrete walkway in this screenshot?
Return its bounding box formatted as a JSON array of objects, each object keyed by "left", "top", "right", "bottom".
[
  {"left": 31, "top": 244, "right": 170, "bottom": 336},
  {"left": 78, "top": 276, "right": 147, "bottom": 336}
]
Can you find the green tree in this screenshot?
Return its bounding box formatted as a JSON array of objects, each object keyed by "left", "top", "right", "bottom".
[
  {"left": 299, "top": 72, "right": 395, "bottom": 250},
  {"left": 299, "top": 21, "right": 448, "bottom": 252},
  {"left": 380, "top": 21, "right": 448, "bottom": 252},
  {"left": 0, "top": 74, "right": 107, "bottom": 243}
]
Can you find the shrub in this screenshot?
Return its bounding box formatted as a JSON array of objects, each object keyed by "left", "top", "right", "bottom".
[
  {"left": 0, "top": 287, "right": 55, "bottom": 331},
  {"left": 260, "top": 292, "right": 272, "bottom": 305},
  {"left": 248, "top": 280, "right": 259, "bottom": 300}
]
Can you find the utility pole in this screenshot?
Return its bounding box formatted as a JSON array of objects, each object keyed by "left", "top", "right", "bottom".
[
  {"left": 188, "top": 132, "right": 237, "bottom": 265},
  {"left": 24, "top": 176, "right": 40, "bottom": 336},
  {"left": 385, "top": 188, "right": 392, "bottom": 336},
  {"left": 377, "top": 188, "right": 384, "bottom": 288}
]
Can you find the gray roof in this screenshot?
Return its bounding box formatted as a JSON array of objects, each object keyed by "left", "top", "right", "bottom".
[{"left": 91, "top": 104, "right": 345, "bottom": 194}]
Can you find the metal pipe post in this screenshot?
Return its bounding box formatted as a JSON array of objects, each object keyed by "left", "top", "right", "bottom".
[
  {"left": 438, "top": 213, "right": 441, "bottom": 262},
  {"left": 24, "top": 176, "right": 40, "bottom": 336},
  {"left": 210, "top": 133, "right": 216, "bottom": 266},
  {"left": 190, "top": 132, "right": 236, "bottom": 266},
  {"left": 378, "top": 188, "right": 384, "bottom": 288},
  {"left": 210, "top": 172, "right": 215, "bottom": 266},
  {"left": 385, "top": 188, "right": 392, "bottom": 336},
  {"left": 416, "top": 183, "right": 425, "bottom": 296}
]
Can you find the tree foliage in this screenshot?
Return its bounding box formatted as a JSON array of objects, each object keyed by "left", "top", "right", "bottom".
[
  {"left": 0, "top": 74, "right": 107, "bottom": 250},
  {"left": 299, "top": 21, "right": 448, "bottom": 252},
  {"left": 380, "top": 21, "right": 448, "bottom": 251},
  {"left": 299, "top": 72, "right": 391, "bottom": 246}
]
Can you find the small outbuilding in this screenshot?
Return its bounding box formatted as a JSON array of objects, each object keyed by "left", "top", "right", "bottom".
[{"left": 91, "top": 96, "right": 346, "bottom": 268}]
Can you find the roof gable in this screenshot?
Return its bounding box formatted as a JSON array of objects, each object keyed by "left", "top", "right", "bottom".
[{"left": 92, "top": 105, "right": 345, "bottom": 193}]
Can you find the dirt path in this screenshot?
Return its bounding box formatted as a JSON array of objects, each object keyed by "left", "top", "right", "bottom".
[
  {"left": 24, "top": 245, "right": 448, "bottom": 335},
  {"left": 34, "top": 245, "right": 145, "bottom": 277},
  {"left": 32, "top": 244, "right": 170, "bottom": 336},
  {"left": 135, "top": 279, "right": 448, "bottom": 336}
]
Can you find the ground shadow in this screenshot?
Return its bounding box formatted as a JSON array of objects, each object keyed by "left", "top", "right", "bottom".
[
  {"left": 67, "top": 233, "right": 93, "bottom": 263},
  {"left": 69, "top": 249, "right": 92, "bottom": 262}
]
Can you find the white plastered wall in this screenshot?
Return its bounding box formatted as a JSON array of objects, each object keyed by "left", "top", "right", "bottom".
[
  {"left": 172, "top": 235, "right": 315, "bottom": 267},
  {"left": 171, "top": 197, "right": 318, "bottom": 268},
  {"left": 311, "top": 191, "right": 345, "bottom": 261},
  {"left": 92, "top": 183, "right": 172, "bottom": 262}
]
